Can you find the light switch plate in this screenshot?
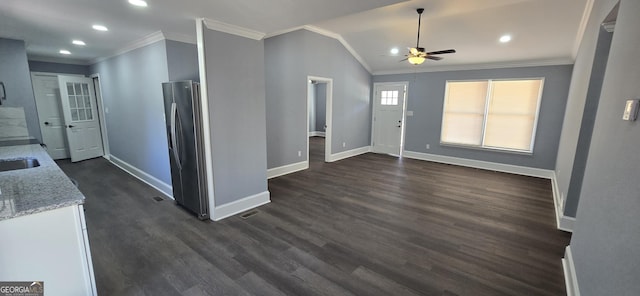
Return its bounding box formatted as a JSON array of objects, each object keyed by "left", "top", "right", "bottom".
[
  {"left": 406, "top": 110, "right": 414, "bottom": 116},
  {"left": 622, "top": 99, "right": 639, "bottom": 121}
]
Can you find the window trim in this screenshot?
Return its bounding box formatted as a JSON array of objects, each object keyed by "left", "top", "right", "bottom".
[{"left": 440, "top": 78, "right": 545, "bottom": 154}]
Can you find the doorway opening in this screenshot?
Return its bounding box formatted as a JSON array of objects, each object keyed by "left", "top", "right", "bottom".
[
  {"left": 371, "top": 82, "right": 408, "bottom": 157},
  {"left": 91, "top": 74, "right": 110, "bottom": 158},
  {"left": 307, "top": 76, "right": 333, "bottom": 163},
  {"left": 31, "top": 72, "right": 108, "bottom": 162},
  {"left": 561, "top": 3, "right": 618, "bottom": 215}
]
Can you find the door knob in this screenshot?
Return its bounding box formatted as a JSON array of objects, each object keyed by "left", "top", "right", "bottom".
[
  {"left": 397, "top": 125, "right": 401, "bottom": 128},
  {"left": 44, "top": 122, "right": 50, "bottom": 125},
  {"left": 68, "top": 125, "right": 75, "bottom": 128}
]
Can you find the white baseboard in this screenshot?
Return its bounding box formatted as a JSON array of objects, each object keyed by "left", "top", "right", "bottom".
[
  {"left": 551, "top": 172, "right": 575, "bottom": 233},
  {"left": 559, "top": 215, "right": 576, "bottom": 232},
  {"left": 108, "top": 155, "right": 173, "bottom": 199},
  {"left": 551, "top": 171, "right": 561, "bottom": 209},
  {"left": 402, "top": 150, "right": 554, "bottom": 178},
  {"left": 551, "top": 172, "right": 565, "bottom": 230},
  {"left": 563, "top": 246, "right": 580, "bottom": 296},
  {"left": 211, "top": 191, "right": 270, "bottom": 221},
  {"left": 328, "top": 146, "right": 371, "bottom": 162},
  {"left": 308, "top": 131, "right": 325, "bottom": 137},
  {"left": 267, "top": 161, "right": 308, "bottom": 179}
]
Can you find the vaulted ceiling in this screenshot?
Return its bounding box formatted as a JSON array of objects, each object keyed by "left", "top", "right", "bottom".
[{"left": 0, "top": 0, "right": 589, "bottom": 74}]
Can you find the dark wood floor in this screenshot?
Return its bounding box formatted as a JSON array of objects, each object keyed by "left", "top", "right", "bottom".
[{"left": 57, "top": 137, "right": 570, "bottom": 296}]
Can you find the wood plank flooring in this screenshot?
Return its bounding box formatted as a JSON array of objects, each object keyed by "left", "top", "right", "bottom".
[{"left": 57, "top": 137, "right": 570, "bottom": 296}]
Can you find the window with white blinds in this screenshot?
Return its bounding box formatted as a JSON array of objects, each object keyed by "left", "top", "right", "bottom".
[{"left": 441, "top": 79, "right": 543, "bottom": 152}]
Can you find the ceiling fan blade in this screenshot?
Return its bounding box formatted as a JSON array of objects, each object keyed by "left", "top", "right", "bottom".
[
  {"left": 426, "top": 56, "right": 443, "bottom": 61},
  {"left": 399, "top": 58, "right": 408, "bottom": 62},
  {"left": 426, "top": 49, "right": 456, "bottom": 55}
]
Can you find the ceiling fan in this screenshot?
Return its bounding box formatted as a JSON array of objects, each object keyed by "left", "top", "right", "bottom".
[{"left": 402, "top": 8, "right": 456, "bottom": 65}]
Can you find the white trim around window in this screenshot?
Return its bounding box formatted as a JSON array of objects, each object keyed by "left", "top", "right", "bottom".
[{"left": 440, "top": 78, "right": 545, "bottom": 154}]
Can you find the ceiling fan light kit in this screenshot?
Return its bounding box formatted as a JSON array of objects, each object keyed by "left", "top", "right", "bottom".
[
  {"left": 408, "top": 56, "right": 426, "bottom": 65},
  {"left": 403, "top": 8, "right": 456, "bottom": 65}
]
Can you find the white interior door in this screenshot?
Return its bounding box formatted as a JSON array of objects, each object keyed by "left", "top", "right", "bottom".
[
  {"left": 32, "top": 73, "right": 70, "bottom": 160},
  {"left": 373, "top": 84, "right": 406, "bottom": 155},
  {"left": 58, "top": 75, "right": 104, "bottom": 162}
]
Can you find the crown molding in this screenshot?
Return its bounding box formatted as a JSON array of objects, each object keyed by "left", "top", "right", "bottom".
[
  {"left": 264, "top": 26, "right": 305, "bottom": 39},
  {"left": 90, "top": 31, "right": 165, "bottom": 65},
  {"left": 602, "top": 21, "right": 615, "bottom": 33},
  {"left": 303, "top": 25, "right": 372, "bottom": 73},
  {"left": 202, "top": 18, "right": 265, "bottom": 41},
  {"left": 372, "top": 58, "right": 574, "bottom": 76},
  {"left": 163, "top": 32, "right": 197, "bottom": 44},
  {"left": 88, "top": 30, "right": 198, "bottom": 65},
  {"left": 572, "top": 0, "right": 595, "bottom": 59},
  {"left": 265, "top": 25, "right": 372, "bottom": 74}
]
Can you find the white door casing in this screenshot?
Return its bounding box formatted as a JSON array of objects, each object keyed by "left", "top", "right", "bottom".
[
  {"left": 91, "top": 74, "right": 110, "bottom": 159},
  {"left": 307, "top": 76, "right": 333, "bottom": 163},
  {"left": 372, "top": 83, "right": 407, "bottom": 156},
  {"left": 31, "top": 73, "right": 70, "bottom": 160},
  {"left": 58, "top": 75, "right": 105, "bottom": 162}
]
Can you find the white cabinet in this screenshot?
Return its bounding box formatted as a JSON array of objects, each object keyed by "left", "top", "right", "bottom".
[{"left": 0, "top": 204, "right": 97, "bottom": 296}]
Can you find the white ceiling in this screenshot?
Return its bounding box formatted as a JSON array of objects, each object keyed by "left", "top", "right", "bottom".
[{"left": 0, "top": 0, "right": 589, "bottom": 74}]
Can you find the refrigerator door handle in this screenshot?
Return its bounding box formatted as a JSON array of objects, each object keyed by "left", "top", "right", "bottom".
[{"left": 170, "top": 102, "right": 182, "bottom": 170}]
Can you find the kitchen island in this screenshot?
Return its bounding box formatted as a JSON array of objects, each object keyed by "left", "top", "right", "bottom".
[{"left": 0, "top": 143, "right": 97, "bottom": 296}]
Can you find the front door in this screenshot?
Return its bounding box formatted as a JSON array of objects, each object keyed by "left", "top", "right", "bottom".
[
  {"left": 32, "top": 73, "right": 70, "bottom": 160},
  {"left": 58, "top": 75, "right": 104, "bottom": 162},
  {"left": 372, "top": 84, "right": 406, "bottom": 155}
]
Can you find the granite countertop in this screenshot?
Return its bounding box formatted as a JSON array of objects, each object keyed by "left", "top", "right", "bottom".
[
  {"left": 0, "top": 138, "right": 41, "bottom": 147},
  {"left": 0, "top": 144, "right": 84, "bottom": 220}
]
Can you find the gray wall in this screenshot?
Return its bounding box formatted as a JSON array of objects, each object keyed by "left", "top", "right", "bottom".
[
  {"left": 0, "top": 38, "right": 41, "bottom": 142},
  {"left": 28, "top": 60, "right": 90, "bottom": 76},
  {"left": 571, "top": 0, "right": 640, "bottom": 294},
  {"left": 203, "top": 28, "right": 268, "bottom": 206},
  {"left": 564, "top": 27, "right": 613, "bottom": 217},
  {"left": 265, "top": 29, "right": 372, "bottom": 169},
  {"left": 315, "top": 83, "right": 327, "bottom": 132},
  {"left": 90, "top": 40, "right": 172, "bottom": 184},
  {"left": 374, "top": 65, "right": 573, "bottom": 169},
  {"left": 554, "top": 0, "right": 617, "bottom": 217},
  {"left": 165, "top": 40, "right": 199, "bottom": 82}
]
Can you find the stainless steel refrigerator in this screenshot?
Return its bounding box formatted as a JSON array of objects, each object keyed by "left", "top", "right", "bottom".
[{"left": 162, "top": 81, "right": 209, "bottom": 220}]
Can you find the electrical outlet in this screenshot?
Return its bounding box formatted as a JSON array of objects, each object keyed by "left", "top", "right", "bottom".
[
  {"left": 342, "top": 142, "right": 346, "bottom": 148},
  {"left": 298, "top": 150, "right": 302, "bottom": 157},
  {"left": 426, "top": 144, "right": 430, "bottom": 149}
]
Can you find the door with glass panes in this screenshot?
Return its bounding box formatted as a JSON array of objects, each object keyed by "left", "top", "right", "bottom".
[
  {"left": 372, "top": 84, "right": 406, "bottom": 155},
  {"left": 58, "top": 75, "right": 104, "bottom": 162}
]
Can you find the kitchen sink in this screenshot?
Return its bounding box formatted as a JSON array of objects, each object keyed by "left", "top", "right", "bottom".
[{"left": 0, "top": 157, "right": 40, "bottom": 172}]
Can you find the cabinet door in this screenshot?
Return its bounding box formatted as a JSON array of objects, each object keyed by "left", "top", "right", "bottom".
[{"left": 0, "top": 206, "right": 97, "bottom": 296}]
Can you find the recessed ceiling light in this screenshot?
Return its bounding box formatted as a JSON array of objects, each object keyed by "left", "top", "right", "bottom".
[
  {"left": 499, "top": 35, "right": 512, "bottom": 43},
  {"left": 390, "top": 47, "right": 399, "bottom": 55},
  {"left": 72, "top": 40, "right": 86, "bottom": 46},
  {"left": 128, "top": 0, "right": 148, "bottom": 7},
  {"left": 59, "top": 50, "right": 71, "bottom": 55},
  {"left": 92, "top": 24, "right": 108, "bottom": 32}
]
